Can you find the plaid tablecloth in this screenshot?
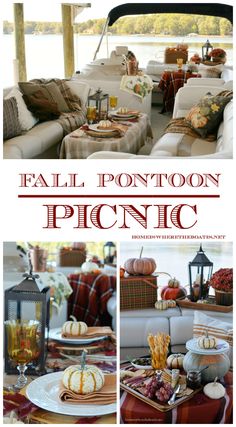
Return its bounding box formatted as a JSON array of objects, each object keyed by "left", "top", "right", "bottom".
[
  {"left": 59, "top": 113, "right": 153, "bottom": 159},
  {"left": 67, "top": 273, "right": 116, "bottom": 326},
  {"left": 158, "top": 70, "right": 201, "bottom": 112},
  {"left": 120, "top": 371, "right": 233, "bottom": 424}
]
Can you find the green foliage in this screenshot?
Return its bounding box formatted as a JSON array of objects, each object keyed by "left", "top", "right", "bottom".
[{"left": 3, "top": 14, "right": 232, "bottom": 36}]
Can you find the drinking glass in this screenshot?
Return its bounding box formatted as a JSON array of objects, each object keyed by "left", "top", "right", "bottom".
[
  {"left": 109, "top": 96, "right": 118, "bottom": 111},
  {"left": 86, "top": 106, "right": 96, "bottom": 124},
  {"left": 5, "top": 320, "right": 40, "bottom": 389},
  {"left": 177, "top": 58, "right": 183, "bottom": 70}
]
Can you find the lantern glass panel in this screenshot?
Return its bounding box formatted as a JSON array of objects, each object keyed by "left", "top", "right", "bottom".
[{"left": 5, "top": 285, "right": 50, "bottom": 375}]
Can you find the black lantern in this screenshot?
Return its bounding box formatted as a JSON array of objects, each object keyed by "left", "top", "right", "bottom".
[
  {"left": 4, "top": 269, "right": 50, "bottom": 375},
  {"left": 88, "top": 88, "right": 109, "bottom": 121},
  {"left": 202, "top": 39, "right": 213, "bottom": 61},
  {"left": 188, "top": 245, "right": 213, "bottom": 301},
  {"left": 103, "top": 242, "right": 116, "bottom": 265}
]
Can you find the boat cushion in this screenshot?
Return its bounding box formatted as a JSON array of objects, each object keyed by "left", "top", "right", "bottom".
[{"left": 4, "top": 86, "right": 38, "bottom": 131}]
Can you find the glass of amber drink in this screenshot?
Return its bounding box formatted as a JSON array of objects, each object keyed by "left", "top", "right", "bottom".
[
  {"left": 109, "top": 95, "right": 118, "bottom": 111},
  {"left": 5, "top": 320, "right": 40, "bottom": 389}
]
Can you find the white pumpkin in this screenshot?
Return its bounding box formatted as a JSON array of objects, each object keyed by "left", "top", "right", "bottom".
[
  {"left": 62, "top": 320, "right": 88, "bottom": 336},
  {"left": 167, "top": 299, "right": 177, "bottom": 308},
  {"left": 62, "top": 364, "right": 104, "bottom": 394},
  {"left": 203, "top": 378, "right": 225, "bottom": 399},
  {"left": 198, "top": 331, "right": 217, "bottom": 349},
  {"left": 81, "top": 261, "right": 99, "bottom": 273},
  {"left": 167, "top": 353, "right": 185, "bottom": 369},
  {"left": 117, "top": 107, "right": 128, "bottom": 114},
  {"left": 168, "top": 277, "right": 180, "bottom": 288},
  {"left": 155, "top": 300, "right": 169, "bottom": 310},
  {"left": 98, "top": 120, "right": 112, "bottom": 128}
]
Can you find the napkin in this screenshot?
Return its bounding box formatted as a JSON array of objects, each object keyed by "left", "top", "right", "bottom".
[
  {"left": 59, "top": 373, "right": 116, "bottom": 405},
  {"left": 62, "top": 326, "right": 114, "bottom": 339}
]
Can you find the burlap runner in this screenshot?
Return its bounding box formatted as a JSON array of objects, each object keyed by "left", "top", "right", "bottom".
[{"left": 59, "top": 373, "right": 116, "bottom": 404}]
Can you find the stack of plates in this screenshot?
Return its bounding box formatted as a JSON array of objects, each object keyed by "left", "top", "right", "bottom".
[{"left": 110, "top": 110, "right": 139, "bottom": 120}]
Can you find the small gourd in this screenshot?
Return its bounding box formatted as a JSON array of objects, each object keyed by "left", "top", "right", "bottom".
[
  {"left": 167, "top": 353, "right": 185, "bottom": 369},
  {"left": 98, "top": 119, "right": 112, "bottom": 129},
  {"left": 198, "top": 330, "right": 217, "bottom": 349},
  {"left": 118, "top": 107, "right": 128, "bottom": 114},
  {"left": 62, "top": 317, "right": 88, "bottom": 337},
  {"left": 62, "top": 364, "right": 104, "bottom": 394},
  {"left": 203, "top": 377, "right": 225, "bottom": 399},
  {"left": 81, "top": 261, "right": 99, "bottom": 273},
  {"left": 168, "top": 277, "right": 180, "bottom": 288},
  {"left": 155, "top": 300, "right": 169, "bottom": 310},
  {"left": 167, "top": 299, "right": 176, "bottom": 308}
]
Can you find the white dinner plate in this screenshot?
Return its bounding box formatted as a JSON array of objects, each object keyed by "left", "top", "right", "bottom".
[
  {"left": 186, "top": 338, "right": 229, "bottom": 355},
  {"left": 111, "top": 110, "right": 137, "bottom": 118},
  {"left": 26, "top": 372, "right": 116, "bottom": 417},
  {"left": 88, "top": 124, "right": 114, "bottom": 133},
  {"left": 49, "top": 328, "right": 106, "bottom": 344}
]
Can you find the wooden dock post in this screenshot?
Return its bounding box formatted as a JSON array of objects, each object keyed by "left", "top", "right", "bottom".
[
  {"left": 61, "top": 4, "right": 75, "bottom": 78},
  {"left": 13, "top": 3, "right": 27, "bottom": 81}
]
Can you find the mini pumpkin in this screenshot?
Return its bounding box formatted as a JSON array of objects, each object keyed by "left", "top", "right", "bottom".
[
  {"left": 167, "top": 299, "right": 177, "bottom": 308},
  {"left": 155, "top": 300, "right": 169, "bottom": 310},
  {"left": 81, "top": 261, "right": 99, "bottom": 273},
  {"left": 62, "top": 320, "right": 88, "bottom": 337},
  {"left": 161, "top": 284, "right": 186, "bottom": 301},
  {"left": 118, "top": 107, "right": 128, "bottom": 114},
  {"left": 203, "top": 378, "right": 225, "bottom": 399},
  {"left": 62, "top": 364, "right": 104, "bottom": 394},
  {"left": 98, "top": 119, "right": 112, "bottom": 129},
  {"left": 168, "top": 277, "right": 180, "bottom": 288},
  {"left": 198, "top": 331, "right": 217, "bottom": 350},
  {"left": 167, "top": 353, "right": 185, "bottom": 369}
]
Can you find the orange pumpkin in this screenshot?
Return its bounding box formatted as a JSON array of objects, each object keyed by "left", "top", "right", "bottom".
[
  {"left": 161, "top": 285, "right": 186, "bottom": 300},
  {"left": 120, "top": 267, "right": 125, "bottom": 278},
  {"left": 124, "top": 257, "right": 156, "bottom": 276}
]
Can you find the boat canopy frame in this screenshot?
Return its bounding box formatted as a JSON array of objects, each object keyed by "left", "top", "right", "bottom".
[{"left": 93, "top": 2, "right": 233, "bottom": 60}]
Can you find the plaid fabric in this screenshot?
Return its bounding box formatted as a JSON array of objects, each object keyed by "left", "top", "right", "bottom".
[
  {"left": 67, "top": 273, "right": 116, "bottom": 326},
  {"left": 59, "top": 113, "right": 153, "bottom": 159},
  {"left": 158, "top": 71, "right": 201, "bottom": 112},
  {"left": 120, "top": 276, "right": 157, "bottom": 310},
  {"left": 163, "top": 117, "right": 216, "bottom": 141},
  {"left": 120, "top": 372, "right": 233, "bottom": 424},
  {"left": 3, "top": 97, "right": 22, "bottom": 140},
  {"left": 57, "top": 111, "right": 86, "bottom": 136}
]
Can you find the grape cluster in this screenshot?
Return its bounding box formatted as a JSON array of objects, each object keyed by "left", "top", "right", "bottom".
[
  {"left": 144, "top": 378, "right": 174, "bottom": 402},
  {"left": 156, "top": 382, "right": 173, "bottom": 402}
]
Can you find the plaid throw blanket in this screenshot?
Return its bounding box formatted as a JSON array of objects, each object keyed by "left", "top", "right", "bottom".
[
  {"left": 31, "top": 78, "right": 86, "bottom": 135},
  {"left": 163, "top": 118, "right": 216, "bottom": 141},
  {"left": 67, "top": 273, "right": 116, "bottom": 326}
]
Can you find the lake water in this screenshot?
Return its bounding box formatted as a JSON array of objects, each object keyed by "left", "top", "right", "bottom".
[
  {"left": 120, "top": 242, "right": 233, "bottom": 295},
  {"left": 3, "top": 34, "right": 233, "bottom": 87}
]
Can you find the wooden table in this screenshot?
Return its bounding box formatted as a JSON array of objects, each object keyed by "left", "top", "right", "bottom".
[
  {"left": 59, "top": 114, "right": 153, "bottom": 159},
  {"left": 158, "top": 70, "right": 201, "bottom": 113},
  {"left": 120, "top": 371, "right": 233, "bottom": 424}
]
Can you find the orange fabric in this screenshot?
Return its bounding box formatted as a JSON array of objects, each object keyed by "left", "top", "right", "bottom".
[{"left": 59, "top": 373, "right": 116, "bottom": 405}]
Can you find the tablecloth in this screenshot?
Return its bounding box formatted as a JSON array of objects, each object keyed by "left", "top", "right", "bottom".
[
  {"left": 120, "top": 371, "right": 233, "bottom": 424},
  {"left": 67, "top": 273, "right": 116, "bottom": 326},
  {"left": 59, "top": 114, "right": 153, "bottom": 159},
  {"left": 158, "top": 70, "right": 201, "bottom": 112}
]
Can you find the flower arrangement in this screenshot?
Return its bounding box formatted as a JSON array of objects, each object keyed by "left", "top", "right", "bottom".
[
  {"left": 209, "top": 268, "right": 233, "bottom": 292},
  {"left": 209, "top": 48, "right": 226, "bottom": 58}
]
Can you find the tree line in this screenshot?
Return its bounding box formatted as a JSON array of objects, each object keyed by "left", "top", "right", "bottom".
[{"left": 3, "top": 14, "right": 232, "bottom": 36}]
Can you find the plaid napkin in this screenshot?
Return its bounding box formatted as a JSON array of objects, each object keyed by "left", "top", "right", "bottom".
[{"left": 59, "top": 373, "right": 116, "bottom": 404}]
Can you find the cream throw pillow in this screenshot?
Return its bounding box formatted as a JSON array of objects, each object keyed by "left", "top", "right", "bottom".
[
  {"left": 193, "top": 310, "right": 233, "bottom": 365},
  {"left": 5, "top": 87, "right": 38, "bottom": 131}
]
